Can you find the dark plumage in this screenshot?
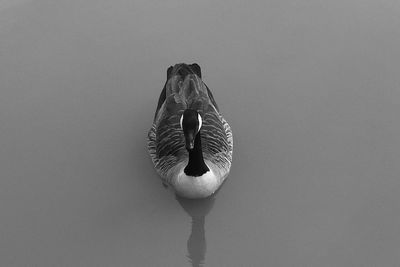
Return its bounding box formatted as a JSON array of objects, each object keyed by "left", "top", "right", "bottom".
[{"left": 148, "top": 63, "right": 233, "bottom": 198}]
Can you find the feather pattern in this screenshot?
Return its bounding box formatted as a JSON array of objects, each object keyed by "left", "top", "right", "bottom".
[{"left": 148, "top": 63, "right": 233, "bottom": 198}]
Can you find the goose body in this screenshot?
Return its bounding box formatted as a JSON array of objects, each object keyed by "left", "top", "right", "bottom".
[{"left": 148, "top": 63, "right": 233, "bottom": 198}]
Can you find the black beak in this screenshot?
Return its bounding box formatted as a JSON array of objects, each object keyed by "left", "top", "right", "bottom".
[{"left": 185, "top": 132, "right": 195, "bottom": 150}]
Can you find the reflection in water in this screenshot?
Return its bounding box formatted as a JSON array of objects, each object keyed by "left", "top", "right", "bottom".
[{"left": 176, "top": 196, "right": 216, "bottom": 267}]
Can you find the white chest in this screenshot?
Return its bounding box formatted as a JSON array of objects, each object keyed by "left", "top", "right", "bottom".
[{"left": 173, "top": 169, "right": 219, "bottom": 198}]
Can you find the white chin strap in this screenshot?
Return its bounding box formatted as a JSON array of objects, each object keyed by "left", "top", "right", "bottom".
[
  {"left": 180, "top": 114, "right": 184, "bottom": 130},
  {"left": 180, "top": 113, "right": 203, "bottom": 132},
  {"left": 197, "top": 114, "right": 202, "bottom": 131}
]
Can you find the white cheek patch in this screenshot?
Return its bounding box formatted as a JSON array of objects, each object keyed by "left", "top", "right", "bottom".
[
  {"left": 180, "top": 114, "right": 184, "bottom": 130},
  {"left": 198, "top": 114, "right": 202, "bottom": 131}
]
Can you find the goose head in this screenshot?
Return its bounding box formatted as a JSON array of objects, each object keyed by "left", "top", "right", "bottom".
[{"left": 180, "top": 109, "right": 202, "bottom": 151}]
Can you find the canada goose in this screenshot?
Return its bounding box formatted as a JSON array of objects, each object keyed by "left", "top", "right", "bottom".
[{"left": 148, "top": 63, "right": 233, "bottom": 198}]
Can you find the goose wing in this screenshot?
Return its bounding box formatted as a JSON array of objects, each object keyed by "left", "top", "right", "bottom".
[
  {"left": 148, "top": 75, "right": 188, "bottom": 178},
  {"left": 200, "top": 98, "right": 233, "bottom": 172}
]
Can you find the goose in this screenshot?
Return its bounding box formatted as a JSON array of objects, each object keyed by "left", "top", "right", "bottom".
[{"left": 148, "top": 63, "right": 233, "bottom": 198}]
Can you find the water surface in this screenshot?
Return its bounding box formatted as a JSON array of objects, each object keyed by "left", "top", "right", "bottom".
[{"left": 1, "top": 0, "right": 400, "bottom": 266}]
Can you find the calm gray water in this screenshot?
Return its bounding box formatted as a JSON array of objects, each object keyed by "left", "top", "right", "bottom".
[{"left": 1, "top": 0, "right": 400, "bottom": 266}]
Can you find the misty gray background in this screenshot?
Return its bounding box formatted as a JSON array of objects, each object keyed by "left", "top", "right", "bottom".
[{"left": 1, "top": 0, "right": 400, "bottom": 266}]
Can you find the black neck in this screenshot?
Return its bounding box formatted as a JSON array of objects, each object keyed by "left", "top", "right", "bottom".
[{"left": 184, "top": 132, "right": 209, "bottom": 177}]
